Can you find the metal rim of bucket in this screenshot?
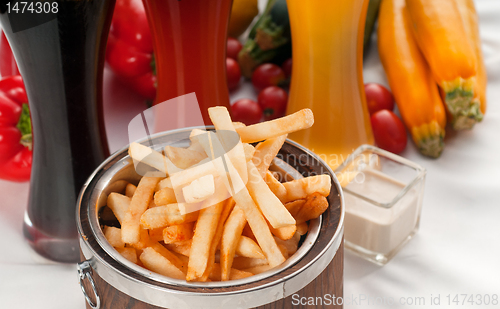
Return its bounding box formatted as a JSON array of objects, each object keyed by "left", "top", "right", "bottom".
[{"left": 77, "top": 126, "right": 345, "bottom": 309}]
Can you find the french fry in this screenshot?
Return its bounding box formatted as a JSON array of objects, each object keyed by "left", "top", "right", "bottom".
[
  {"left": 164, "top": 145, "right": 207, "bottom": 169},
  {"left": 165, "top": 240, "right": 192, "bottom": 257},
  {"left": 252, "top": 134, "right": 287, "bottom": 177},
  {"left": 275, "top": 233, "right": 300, "bottom": 256},
  {"left": 235, "top": 109, "right": 314, "bottom": 143},
  {"left": 116, "top": 247, "right": 137, "bottom": 264},
  {"left": 169, "top": 159, "right": 218, "bottom": 189},
  {"left": 236, "top": 236, "right": 266, "bottom": 259},
  {"left": 141, "top": 203, "right": 199, "bottom": 229},
  {"left": 103, "top": 226, "right": 124, "bottom": 248},
  {"left": 208, "top": 106, "right": 248, "bottom": 183},
  {"left": 130, "top": 227, "right": 153, "bottom": 251},
  {"left": 208, "top": 263, "right": 253, "bottom": 281},
  {"left": 233, "top": 187, "right": 285, "bottom": 267},
  {"left": 296, "top": 222, "right": 308, "bottom": 236},
  {"left": 149, "top": 242, "right": 188, "bottom": 273},
  {"left": 268, "top": 221, "right": 296, "bottom": 241},
  {"left": 158, "top": 177, "right": 173, "bottom": 190},
  {"left": 277, "top": 244, "right": 289, "bottom": 259},
  {"left": 149, "top": 227, "right": 164, "bottom": 242},
  {"left": 221, "top": 205, "right": 247, "bottom": 281},
  {"left": 295, "top": 192, "right": 329, "bottom": 224},
  {"left": 232, "top": 122, "right": 246, "bottom": 129},
  {"left": 265, "top": 171, "right": 287, "bottom": 202},
  {"left": 243, "top": 143, "right": 256, "bottom": 161},
  {"left": 200, "top": 198, "right": 236, "bottom": 281},
  {"left": 284, "top": 199, "right": 306, "bottom": 218},
  {"left": 182, "top": 174, "right": 215, "bottom": 203},
  {"left": 154, "top": 186, "right": 177, "bottom": 206},
  {"left": 186, "top": 201, "right": 224, "bottom": 281},
  {"left": 246, "top": 161, "right": 295, "bottom": 228},
  {"left": 163, "top": 222, "right": 194, "bottom": 244},
  {"left": 122, "top": 176, "right": 162, "bottom": 244},
  {"left": 107, "top": 193, "right": 130, "bottom": 224},
  {"left": 242, "top": 264, "right": 274, "bottom": 275},
  {"left": 128, "top": 142, "right": 180, "bottom": 176},
  {"left": 282, "top": 175, "right": 331, "bottom": 203},
  {"left": 125, "top": 183, "right": 137, "bottom": 198},
  {"left": 140, "top": 247, "right": 185, "bottom": 280},
  {"left": 231, "top": 257, "right": 268, "bottom": 270}
]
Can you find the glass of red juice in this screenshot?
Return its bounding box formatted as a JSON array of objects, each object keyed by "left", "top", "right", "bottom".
[{"left": 142, "top": 0, "right": 233, "bottom": 129}]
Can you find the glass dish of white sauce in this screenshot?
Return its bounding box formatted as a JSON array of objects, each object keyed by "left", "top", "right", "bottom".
[{"left": 335, "top": 145, "right": 426, "bottom": 265}]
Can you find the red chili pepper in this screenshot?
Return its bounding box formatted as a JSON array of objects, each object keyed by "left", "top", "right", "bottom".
[
  {"left": 0, "top": 75, "right": 32, "bottom": 182},
  {"left": 0, "top": 31, "right": 20, "bottom": 77},
  {"left": 106, "top": 0, "right": 156, "bottom": 101}
]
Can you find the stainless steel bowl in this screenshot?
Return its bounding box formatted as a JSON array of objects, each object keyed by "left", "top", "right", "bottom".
[{"left": 77, "top": 127, "right": 344, "bottom": 309}]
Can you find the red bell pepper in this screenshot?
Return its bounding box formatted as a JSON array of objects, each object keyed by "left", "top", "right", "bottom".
[
  {"left": 0, "top": 75, "right": 32, "bottom": 182},
  {"left": 0, "top": 31, "right": 20, "bottom": 77},
  {"left": 106, "top": 0, "right": 157, "bottom": 101}
]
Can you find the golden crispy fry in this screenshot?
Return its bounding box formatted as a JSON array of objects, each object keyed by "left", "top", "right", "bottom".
[
  {"left": 165, "top": 240, "right": 191, "bottom": 257},
  {"left": 233, "top": 187, "right": 285, "bottom": 267},
  {"left": 282, "top": 175, "right": 331, "bottom": 203},
  {"left": 264, "top": 171, "right": 287, "bottom": 202},
  {"left": 182, "top": 174, "right": 215, "bottom": 204},
  {"left": 130, "top": 228, "right": 153, "bottom": 251},
  {"left": 148, "top": 227, "right": 164, "bottom": 242},
  {"left": 116, "top": 247, "right": 137, "bottom": 264},
  {"left": 103, "top": 226, "right": 124, "bottom": 248},
  {"left": 296, "top": 222, "right": 308, "bottom": 236},
  {"left": 221, "top": 205, "right": 246, "bottom": 281},
  {"left": 277, "top": 244, "right": 289, "bottom": 259},
  {"left": 236, "top": 109, "right": 314, "bottom": 143},
  {"left": 164, "top": 145, "right": 207, "bottom": 169},
  {"left": 236, "top": 236, "right": 265, "bottom": 259},
  {"left": 284, "top": 199, "right": 306, "bottom": 218},
  {"left": 268, "top": 221, "right": 296, "bottom": 241},
  {"left": 125, "top": 183, "right": 137, "bottom": 198},
  {"left": 208, "top": 106, "right": 248, "bottom": 182},
  {"left": 232, "top": 122, "right": 246, "bottom": 130},
  {"left": 231, "top": 257, "right": 268, "bottom": 270},
  {"left": 208, "top": 263, "right": 254, "bottom": 281},
  {"left": 169, "top": 160, "right": 218, "bottom": 189},
  {"left": 140, "top": 247, "right": 185, "bottom": 280},
  {"left": 128, "top": 142, "right": 180, "bottom": 176},
  {"left": 154, "top": 186, "right": 177, "bottom": 206},
  {"left": 141, "top": 203, "right": 199, "bottom": 229},
  {"left": 149, "top": 242, "right": 188, "bottom": 273},
  {"left": 275, "top": 233, "right": 300, "bottom": 256},
  {"left": 242, "top": 264, "right": 273, "bottom": 275},
  {"left": 122, "top": 176, "right": 162, "bottom": 244},
  {"left": 107, "top": 193, "right": 130, "bottom": 224},
  {"left": 295, "top": 192, "right": 329, "bottom": 224},
  {"left": 163, "top": 222, "right": 194, "bottom": 244},
  {"left": 252, "top": 134, "right": 287, "bottom": 177},
  {"left": 246, "top": 161, "right": 295, "bottom": 228},
  {"left": 186, "top": 201, "right": 224, "bottom": 281},
  {"left": 200, "top": 198, "right": 235, "bottom": 281},
  {"left": 243, "top": 143, "right": 256, "bottom": 162}
]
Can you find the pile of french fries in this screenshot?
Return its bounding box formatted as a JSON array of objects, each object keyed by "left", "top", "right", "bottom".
[{"left": 101, "top": 107, "right": 331, "bottom": 282}]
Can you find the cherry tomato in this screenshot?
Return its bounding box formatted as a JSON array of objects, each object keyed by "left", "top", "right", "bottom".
[
  {"left": 227, "top": 37, "right": 243, "bottom": 60},
  {"left": 258, "top": 86, "right": 288, "bottom": 120},
  {"left": 281, "top": 58, "right": 292, "bottom": 79},
  {"left": 226, "top": 58, "right": 241, "bottom": 91},
  {"left": 364, "top": 83, "right": 395, "bottom": 115},
  {"left": 370, "top": 110, "right": 407, "bottom": 154},
  {"left": 231, "top": 99, "right": 262, "bottom": 125},
  {"left": 251, "top": 63, "right": 286, "bottom": 92}
]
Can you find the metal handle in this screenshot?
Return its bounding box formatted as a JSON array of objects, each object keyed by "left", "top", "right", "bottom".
[{"left": 77, "top": 260, "right": 101, "bottom": 309}]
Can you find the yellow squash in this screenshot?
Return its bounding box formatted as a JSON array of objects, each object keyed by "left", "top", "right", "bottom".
[
  {"left": 378, "top": 0, "right": 446, "bottom": 158},
  {"left": 405, "top": 0, "right": 480, "bottom": 129},
  {"left": 454, "top": 0, "right": 487, "bottom": 130}
]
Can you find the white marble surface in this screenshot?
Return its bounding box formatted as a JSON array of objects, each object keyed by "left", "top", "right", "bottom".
[{"left": 1, "top": 0, "right": 500, "bottom": 308}]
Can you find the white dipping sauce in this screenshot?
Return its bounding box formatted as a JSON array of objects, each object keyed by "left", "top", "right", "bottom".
[{"left": 344, "top": 168, "right": 420, "bottom": 255}]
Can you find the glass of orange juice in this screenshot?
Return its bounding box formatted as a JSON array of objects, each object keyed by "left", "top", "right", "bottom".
[{"left": 286, "top": 0, "right": 374, "bottom": 170}]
